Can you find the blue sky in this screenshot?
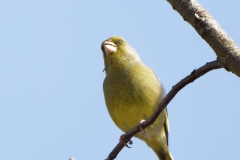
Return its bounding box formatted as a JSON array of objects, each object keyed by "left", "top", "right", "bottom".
[{"left": 0, "top": 0, "right": 240, "bottom": 160}]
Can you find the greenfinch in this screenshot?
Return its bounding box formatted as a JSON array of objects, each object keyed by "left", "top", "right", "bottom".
[{"left": 101, "top": 36, "right": 173, "bottom": 160}]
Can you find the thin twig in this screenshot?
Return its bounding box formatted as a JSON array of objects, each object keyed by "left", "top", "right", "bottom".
[{"left": 106, "top": 60, "right": 222, "bottom": 160}]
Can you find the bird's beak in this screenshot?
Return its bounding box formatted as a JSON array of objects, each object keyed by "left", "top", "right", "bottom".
[{"left": 102, "top": 41, "right": 116, "bottom": 55}]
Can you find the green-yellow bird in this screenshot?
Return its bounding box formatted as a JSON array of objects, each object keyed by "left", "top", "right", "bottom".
[{"left": 101, "top": 36, "right": 173, "bottom": 160}]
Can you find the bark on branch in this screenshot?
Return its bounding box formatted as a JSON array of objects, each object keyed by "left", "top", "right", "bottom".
[
  {"left": 106, "top": 60, "right": 222, "bottom": 160},
  {"left": 167, "top": 0, "right": 240, "bottom": 77}
]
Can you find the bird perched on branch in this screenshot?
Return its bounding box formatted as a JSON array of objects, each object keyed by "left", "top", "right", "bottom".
[{"left": 101, "top": 36, "right": 173, "bottom": 160}]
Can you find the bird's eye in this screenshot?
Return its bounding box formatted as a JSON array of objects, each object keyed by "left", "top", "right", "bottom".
[{"left": 115, "top": 40, "right": 122, "bottom": 45}]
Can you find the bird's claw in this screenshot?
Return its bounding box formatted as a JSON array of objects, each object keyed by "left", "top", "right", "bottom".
[
  {"left": 120, "top": 134, "right": 133, "bottom": 148},
  {"left": 138, "top": 119, "right": 146, "bottom": 135}
]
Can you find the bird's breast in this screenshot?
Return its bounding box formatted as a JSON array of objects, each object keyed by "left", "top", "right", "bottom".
[{"left": 103, "top": 64, "right": 163, "bottom": 132}]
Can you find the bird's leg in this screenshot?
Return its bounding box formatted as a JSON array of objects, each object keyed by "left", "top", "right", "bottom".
[
  {"left": 119, "top": 134, "right": 133, "bottom": 148},
  {"left": 138, "top": 119, "right": 146, "bottom": 135}
]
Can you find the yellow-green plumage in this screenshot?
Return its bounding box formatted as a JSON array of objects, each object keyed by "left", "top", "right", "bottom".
[{"left": 101, "top": 36, "right": 173, "bottom": 160}]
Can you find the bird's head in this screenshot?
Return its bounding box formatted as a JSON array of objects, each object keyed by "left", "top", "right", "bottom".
[{"left": 101, "top": 36, "right": 141, "bottom": 71}]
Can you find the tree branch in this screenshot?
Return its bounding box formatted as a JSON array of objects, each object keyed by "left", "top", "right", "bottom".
[
  {"left": 106, "top": 60, "right": 222, "bottom": 160},
  {"left": 166, "top": 0, "right": 240, "bottom": 77}
]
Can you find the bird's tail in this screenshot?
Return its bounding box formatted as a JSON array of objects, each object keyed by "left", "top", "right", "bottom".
[{"left": 144, "top": 126, "right": 173, "bottom": 160}]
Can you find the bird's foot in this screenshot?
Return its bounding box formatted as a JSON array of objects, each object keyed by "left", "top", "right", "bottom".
[
  {"left": 119, "top": 134, "right": 133, "bottom": 148},
  {"left": 138, "top": 119, "right": 146, "bottom": 135}
]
